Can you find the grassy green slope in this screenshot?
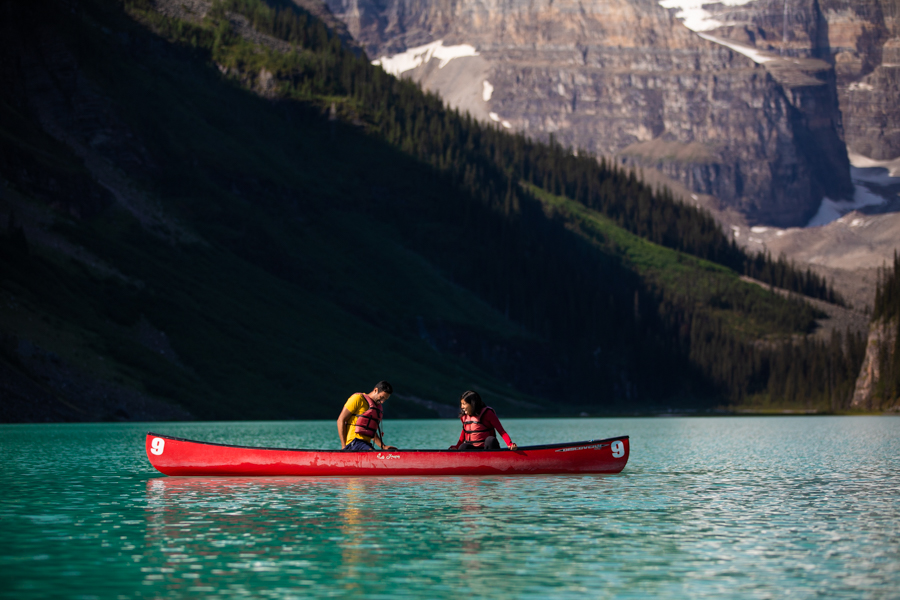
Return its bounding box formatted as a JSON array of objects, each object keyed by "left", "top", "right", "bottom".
[{"left": 528, "top": 185, "right": 822, "bottom": 339}]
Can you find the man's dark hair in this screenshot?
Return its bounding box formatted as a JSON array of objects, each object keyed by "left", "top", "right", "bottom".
[
  {"left": 375, "top": 380, "right": 393, "bottom": 394},
  {"left": 459, "top": 390, "right": 485, "bottom": 413}
]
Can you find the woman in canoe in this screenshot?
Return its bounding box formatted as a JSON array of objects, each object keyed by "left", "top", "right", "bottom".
[{"left": 451, "top": 390, "right": 517, "bottom": 451}]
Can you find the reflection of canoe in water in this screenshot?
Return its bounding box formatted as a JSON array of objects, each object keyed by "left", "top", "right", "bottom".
[{"left": 146, "top": 432, "right": 630, "bottom": 476}]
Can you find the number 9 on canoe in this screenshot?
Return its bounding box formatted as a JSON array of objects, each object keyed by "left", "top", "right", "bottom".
[
  {"left": 150, "top": 437, "right": 165, "bottom": 456},
  {"left": 611, "top": 440, "right": 624, "bottom": 458}
]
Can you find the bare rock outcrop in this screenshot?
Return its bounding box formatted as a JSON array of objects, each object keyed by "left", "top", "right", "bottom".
[
  {"left": 677, "top": 0, "right": 900, "bottom": 161},
  {"left": 827, "top": 0, "right": 900, "bottom": 161},
  {"left": 851, "top": 317, "right": 900, "bottom": 411}
]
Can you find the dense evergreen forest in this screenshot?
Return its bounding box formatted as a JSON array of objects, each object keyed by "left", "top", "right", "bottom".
[
  {"left": 0, "top": 0, "right": 867, "bottom": 418},
  {"left": 872, "top": 252, "right": 900, "bottom": 404}
]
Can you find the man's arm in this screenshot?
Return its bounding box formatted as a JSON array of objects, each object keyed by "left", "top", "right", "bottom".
[
  {"left": 373, "top": 435, "right": 397, "bottom": 451},
  {"left": 337, "top": 407, "right": 353, "bottom": 449}
]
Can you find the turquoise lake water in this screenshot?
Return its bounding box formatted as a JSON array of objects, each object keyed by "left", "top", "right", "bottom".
[{"left": 1, "top": 417, "right": 898, "bottom": 599}]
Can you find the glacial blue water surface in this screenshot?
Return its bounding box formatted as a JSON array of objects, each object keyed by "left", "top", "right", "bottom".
[{"left": 1, "top": 417, "right": 898, "bottom": 599}]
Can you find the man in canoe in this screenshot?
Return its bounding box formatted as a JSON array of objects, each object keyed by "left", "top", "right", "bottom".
[
  {"left": 451, "top": 390, "right": 517, "bottom": 451},
  {"left": 337, "top": 381, "right": 398, "bottom": 451}
]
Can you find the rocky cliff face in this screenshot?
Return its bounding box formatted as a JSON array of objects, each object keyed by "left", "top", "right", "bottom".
[
  {"left": 852, "top": 317, "right": 900, "bottom": 411},
  {"left": 672, "top": 0, "right": 900, "bottom": 161},
  {"left": 824, "top": 0, "right": 900, "bottom": 161},
  {"left": 325, "top": 0, "right": 857, "bottom": 226}
]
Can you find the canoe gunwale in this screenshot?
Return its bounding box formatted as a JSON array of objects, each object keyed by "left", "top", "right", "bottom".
[{"left": 146, "top": 431, "right": 629, "bottom": 453}]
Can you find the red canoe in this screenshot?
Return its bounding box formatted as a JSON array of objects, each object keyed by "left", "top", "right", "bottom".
[{"left": 146, "top": 432, "right": 630, "bottom": 476}]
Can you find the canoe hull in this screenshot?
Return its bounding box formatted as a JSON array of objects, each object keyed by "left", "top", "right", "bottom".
[{"left": 146, "top": 433, "right": 630, "bottom": 476}]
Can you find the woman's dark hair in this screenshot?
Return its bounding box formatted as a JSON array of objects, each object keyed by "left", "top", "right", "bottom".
[
  {"left": 459, "top": 390, "right": 485, "bottom": 414},
  {"left": 375, "top": 381, "right": 393, "bottom": 394}
]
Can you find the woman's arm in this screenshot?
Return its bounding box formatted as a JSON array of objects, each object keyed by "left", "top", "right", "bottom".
[
  {"left": 485, "top": 410, "right": 517, "bottom": 450},
  {"left": 450, "top": 428, "right": 465, "bottom": 449}
]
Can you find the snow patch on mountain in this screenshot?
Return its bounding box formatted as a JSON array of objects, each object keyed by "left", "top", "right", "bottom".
[
  {"left": 658, "top": 0, "right": 754, "bottom": 33},
  {"left": 483, "top": 80, "right": 493, "bottom": 102},
  {"left": 661, "top": 0, "right": 786, "bottom": 65},
  {"left": 807, "top": 177, "right": 891, "bottom": 227},
  {"left": 848, "top": 152, "right": 900, "bottom": 178},
  {"left": 373, "top": 41, "right": 479, "bottom": 76},
  {"left": 696, "top": 33, "right": 778, "bottom": 64},
  {"left": 487, "top": 112, "right": 511, "bottom": 129},
  {"left": 806, "top": 157, "right": 900, "bottom": 227}
]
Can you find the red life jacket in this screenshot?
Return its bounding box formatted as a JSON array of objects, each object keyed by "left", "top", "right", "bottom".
[
  {"left": 461, "top": 406, "right": 496, "bottom": 447},
  {"left": 353, "top": 394, "right": 383, "bottom": 439}
]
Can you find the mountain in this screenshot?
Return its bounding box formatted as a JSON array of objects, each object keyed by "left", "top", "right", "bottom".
[
  {"left": 689, "top": 0, "right": 899, "bottom": 163},
  {"left": 0, "top": 0, "right": 866, "bottom": 421},
  {"left": 327, "top": 0, "right": 863, "bottom": 227}
]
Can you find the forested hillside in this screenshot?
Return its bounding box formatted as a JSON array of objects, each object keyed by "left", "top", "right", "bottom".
[
  {"left": 0, "top": 0, "right": 865, "bottom": 420},
  {"left": 204, "top": 0, "right": 841, "bottom": 304}
]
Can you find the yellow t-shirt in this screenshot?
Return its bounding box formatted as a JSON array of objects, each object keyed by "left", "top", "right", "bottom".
[{"left": 344, "top": 393, "right": 374, "bottom": 445}]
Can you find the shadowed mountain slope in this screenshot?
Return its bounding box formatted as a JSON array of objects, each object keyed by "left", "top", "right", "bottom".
[{"left": 0, "top": 0, "right": 865, "bottom": 420}]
